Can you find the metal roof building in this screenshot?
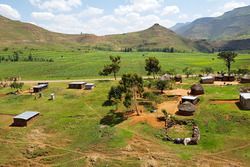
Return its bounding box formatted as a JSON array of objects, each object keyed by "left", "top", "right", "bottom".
[
  {"left": 68, "top": 82, "right": 86, "bottom": 89},
  {"left": 240, "top": 93, "right": 250, "bottom": 110},
  {"left": 13, "top": 111, "right": 40, "bottom": 126},
  {"left": 182, "top": 96, "right": 200, "bottom": 105}
]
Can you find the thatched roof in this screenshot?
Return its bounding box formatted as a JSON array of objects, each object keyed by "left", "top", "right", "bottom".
[
  {"left": 178, "top": 101, "right": 195, "bottom": 112},
  {"left": 191, "top": 84, "right": 204, "bottom": 91},
  {"left": 160, "top": 74, "right": 171, "bottom": 81},
  {"left": 190, "top": 84, "right": 204, "bottom": 95}
]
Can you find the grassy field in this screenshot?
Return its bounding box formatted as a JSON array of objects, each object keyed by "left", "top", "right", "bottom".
[
  {"left": 0, "top": 79, "right": 249, "bottom": 166},
  {"left": 0, "top": 48, "right": 249, "bottom": 80}
]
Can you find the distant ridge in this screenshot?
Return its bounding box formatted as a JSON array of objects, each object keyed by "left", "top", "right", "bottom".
[{"left": 172, "top": 5, "right": 250, "bottom": 40}]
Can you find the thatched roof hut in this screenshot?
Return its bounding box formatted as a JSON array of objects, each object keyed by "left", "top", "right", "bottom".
[
  {"left": 240, "top": 93, "right": 250, "bottom": 110},
  {"left": 190, "top": 84, "right": 204, "bottom": 95},
  {"left": 178, "top": 101, "right": 196, "bottom": 116},
  {"left": 174, "top": 75, "right": 182, "bottom": 82},
  {"left": 240, "top": 75, "right": 250, "bottom": 83},
  {"left": 160, "top": 74, "right": 171, "bottom": 81}
]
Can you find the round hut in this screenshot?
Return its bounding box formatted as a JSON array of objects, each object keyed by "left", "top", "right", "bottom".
[
  {"left": 160, "top": 74, "right": 171, "bottom": 81},
  {"left": 175, "top": 75, "right": 182, "bottom": 83},
  {"left": 178, "top": 101, "right": 196, "bottom": 116},
  {"left": 190, "top": 84, "right": 204, "bottom": 95}
]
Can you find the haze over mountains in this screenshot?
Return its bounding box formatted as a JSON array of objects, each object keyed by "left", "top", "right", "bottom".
[
  {"left": 172, "top": 5, "right": 250, "bottom": 41},
  {"left": 0, "top": 5, "right": 250, "bottom": 52}
]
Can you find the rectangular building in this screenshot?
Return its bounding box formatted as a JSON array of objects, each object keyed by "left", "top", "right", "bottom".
[
  {"left": 240, "top": 93, "right": 250, "bottom": 110},
  {"left": 13, "top": 111, "right": 40, "bottom": 127},
  {"left": 85, "top": 83, "right": 95, "bottom": 90},
  {"left": 68, "top": 82, "right": 86, "bottom": 89},
  {"left": 33, "top": 84, "right": 48, "bottom": 93},
  {"left": 182, "top": 96, "right": 200, "bottom": 105}
]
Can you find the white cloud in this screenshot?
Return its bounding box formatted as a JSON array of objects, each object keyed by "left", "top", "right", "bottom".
[
  {"left": 210, "top": 1, "right": 247, "bottom": 17},
  {"left": 114, "top": 0, "right": 163, "bottom": 15},
  {"left": 223, "top": 1, "right": 247, "bottom": 11},
  {"left": 78, "top": 6, "right": 104, "bottom": 18},
  {"left": 0, "top": 4, "right": 21, "bottom": 20},
  {"left": 29, "top": 0, "right": 82, "bottom": 12},
  {"left": 32, "top": 12, "right": 55, "bottom": 20},
  {"left": 161, "top": 6, "right": 180, "bottom": 16}
]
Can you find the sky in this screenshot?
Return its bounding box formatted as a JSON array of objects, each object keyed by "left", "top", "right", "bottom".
[{"left": 0, "top": 0, "right": 249, "bottom": 35}]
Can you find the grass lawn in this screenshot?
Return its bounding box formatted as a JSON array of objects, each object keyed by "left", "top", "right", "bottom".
[
  {"left": 0, "top": 79, "right": 249, "bottom": 166},
  {"left": 0, "top": 49, "right": 249, "bottom": 80}
]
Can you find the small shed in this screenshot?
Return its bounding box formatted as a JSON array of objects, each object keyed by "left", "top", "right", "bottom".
[
  {"left": 38, "top": 82, "right": 49, "bottom": 87},
  {"left": 240, "top": 75, "right": 250, "bottom": 84},
  {"left": 190, "top": 84, "right": 204, "bottom": 95},
  {"left": 178, "top": 101, "right": 196, "bottom": 116},
  {"left": 240, "top": 93, "right": 250, "bottom": 110},
  {"left": 85, "top": 83, "right": 95, "bottom": 90},
  {"left": 13, "top": 111, "right": 40, "bottom": 127},
  {"left": 33, "top": 84, "right": 48, "bottom": 93},
  {"left": 200, "top": 76, "right": 214, "bottom": 84},
  {"left": 68, "top": 82, "right": 86, "bottom": 89},
  {"left": 182, "top": 96, "right": 200, "bottom": 105}
]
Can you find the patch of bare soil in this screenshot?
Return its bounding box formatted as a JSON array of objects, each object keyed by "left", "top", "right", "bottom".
[
  {"left": 164, "top": 89, "right": 189, "bottom": 96},
  {"left": 210, "top": 100, "right": 239, "bottom": 104},
  {"left": 127, "top": 113, "right": 165, "bottom": 129},
  {"left": 0, "top": 114, "right": 14, "bottom": 128},
  {"left": 214, "top": 81, "right": 239, "bottom": 86},
  {"left": 157, "top": 100, "right": 180, "bottom": 115},
  {"left": 0, "top": 94, "right": 7, "bottom": 98}
]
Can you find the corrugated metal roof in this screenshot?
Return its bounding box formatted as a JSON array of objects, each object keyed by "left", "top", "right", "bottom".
[
  {"left": 33, "top": 84, "right": 47, "bottom": 89},
  {"left": 201, "top": 76, "right": 214, "bottom": 80},
  {"left": 182, "top": 96, "right": 198, "bottom": 100},
  {"left": 14, "top": 111, "right": 40, "bottom": 120},
  {"left": 240, "top": 93, "right": 250, "bottom": 99},
  {"left": 85, "top": 83, "right": 95, "bottom": 86},
  {"left": 69, "top": 82, "right": 86, "bottom": 85}
]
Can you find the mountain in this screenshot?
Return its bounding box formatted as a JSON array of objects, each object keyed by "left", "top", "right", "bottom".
[
  {"left": 173, "top": 5, "right": 250, "bottom": 40},
  {"left": 170, "top": 22, "right": 190, "bottom": 31},
  {"left": 0, "top": 16, "right": 196, "bottom": 51}
]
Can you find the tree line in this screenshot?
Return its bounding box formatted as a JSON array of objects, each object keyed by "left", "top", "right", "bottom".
[{"left": 0, "top": 51, "right": 54, "bottom": 63}]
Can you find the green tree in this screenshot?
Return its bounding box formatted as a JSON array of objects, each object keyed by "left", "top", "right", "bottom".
[
  {"left": 201, "top": 67, "right": 214, "bottom": 76},
  {"left": 218, "top": 51, "right": 238, "bottom": 76},
  {"left": 156, "top": 80, "right": 168, "bottom": 93},
  {"left": 99, "top": 56, "right": 121, "bottom": 80},
  {"left": 108, "top": 85, "right": 123, "bottom": 110},
  {"left": 183, "top": 67, "right": 193, "bottom": 78},
  {"left": 120, "top": 74, "right": 144, "bottom": 115},
  {"left": 145, "top": 57, "right": 161, "bottom": 79},
  {"left": 10, "top": 81, "right": 24, "bottom": 92}
]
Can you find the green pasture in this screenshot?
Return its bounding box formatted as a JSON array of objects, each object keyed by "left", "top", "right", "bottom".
[{"left": 0, "top": 79, "right": 249, "bottom": 166}]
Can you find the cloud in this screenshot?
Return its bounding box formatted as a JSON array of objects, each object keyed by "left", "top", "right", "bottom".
[
  {"left": 78, "top": 6, "right": 104, "bottom": 18},
  {"left": 32, "top": 12, "right": 55, "bottom": 20},
  {"left": 209, "top": 1, "right": 247, "bottom": 17},
  {"left": 161, "top": 6, "right": 180, "bottom": 16},
  {"left": 114, "top": 0, "right": 163, "bottom": 15},
  {"left": 0, "top": 4, "right": 21, "bottom": 20},
  {"left": 29, "top": 0, "right": 82, "bottom": 12},
  {"left": 223, "top": 1, "right": 247, "bottom": 11}
]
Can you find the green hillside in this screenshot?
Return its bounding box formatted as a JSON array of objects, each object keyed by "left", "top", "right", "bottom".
[{"left": 0, "top": 16, "right": 196, "bottom": 52}]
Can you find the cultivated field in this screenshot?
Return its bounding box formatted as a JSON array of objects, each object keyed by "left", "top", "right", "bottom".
[
  {"left": 0, "top": 48, "right": 249, "bottom": 80},
  {"left": 0, "top": 78, "right": 249, "bottom": 166}
]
